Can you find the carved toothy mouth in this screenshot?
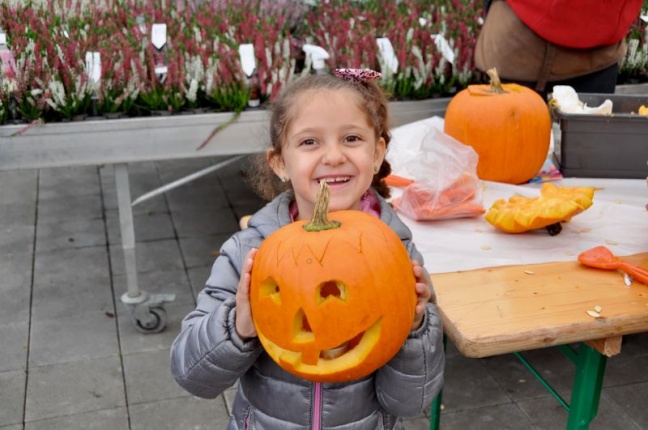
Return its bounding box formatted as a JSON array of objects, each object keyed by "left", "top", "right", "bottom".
[{"left": 257, "top": 318, "right": 383, "bottom": 373}]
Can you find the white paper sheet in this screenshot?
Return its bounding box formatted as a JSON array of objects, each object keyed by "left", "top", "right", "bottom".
[{"left": 393, "top": 178, "right": 648, "bottom": 274}]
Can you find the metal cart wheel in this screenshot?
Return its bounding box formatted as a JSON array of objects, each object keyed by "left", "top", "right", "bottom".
[{"left": 131, "top": 306, "right": 167, "bottom": 334}]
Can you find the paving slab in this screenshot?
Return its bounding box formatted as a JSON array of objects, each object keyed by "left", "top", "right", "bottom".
[
  {"left": 128, "top": 396, "right": 231, "bottom": 430},
  {"left": 36, "top": 193, "right": 103, "bottom": 224},
  {"left": 178, "top": 234, "right": 231, "bottom": 269},
  {"left": 0, "top": 252, "right": 32, "bottom": 325},
  {"left": 0, "top": 369, "right": 26, "bottom": 427},
  {"left": 122, "top": 348, "right": 191, "bottom": 405},
  {"left": 112, "top": 268, "right": 194, "bottom": 308},
  {"left": 604, "top": 381, "right": 648, "bottom": 429},
  {"left": 36, "top": 218, "right": 106, "bottom": 252},
  {"left": 438, "top": 403, "right": 534, "bottom": 430},
  {"left": 24, "top": 407, "right": 129, "bottom": 430},
  {"left": 108, "top": 239, "right": 184, "bottom": 276},
  {"left": 170, "top": 205, "right": 240, "bottom": 237},
  {"left": 116, "top": 302, "right": 195, "bottom": 355},
  {"left": 440, "top": 346, "right": 512, "bottom": 413},
  {"left": 105, "top": 211, "right": 176, "bottom": 245},
  {"left": 31, "top": 274, "right": 113, "bottom": 320},
  {"left": 187, "top": 265, "right": 213, "bottom": 298},
  {"left": 517, "top": 392, "right": 641, "bottom": 430},
  {"left": 25, "top": 356, "right": 126, "bottom": 422},
  {"left": 33, "top": 246, "right": 110, "bottom": 285},
  {"left": 480, "top": 347, "right": 574, "bottom": 401},
  {"left": 29, "top": 307, "right": 119, "bottom": 367},
  {"left": 0, "top": 321, "right": 29, "bottom": 373},
  {"left": 0, "top": 224, "right": 35, "bottom": 255},
  {"left": 38, "top": 166, "right": 101, "bottom": 198}
]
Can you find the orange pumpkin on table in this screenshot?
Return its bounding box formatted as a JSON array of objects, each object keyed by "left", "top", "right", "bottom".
[
  {"left": 444, "top": 68, "right": 552, "bottom": 185},
  {"left": 250, "top": 182, "right": 416, "bottom": 383}
]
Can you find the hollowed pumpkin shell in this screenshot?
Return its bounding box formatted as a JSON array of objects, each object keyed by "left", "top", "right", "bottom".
[{"left": 250, "top": 209, "right": 417, "bottom": 383}]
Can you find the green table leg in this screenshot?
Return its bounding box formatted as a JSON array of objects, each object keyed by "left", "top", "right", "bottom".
[
  {"left": 429, "top": 389, "right": 442, "bottom": 430},
  {"left": 566, "top": 344, "right": 607, "bottom": 430},
  {"left": 429, "top": 335, "right": 447, "bottom": 430}
]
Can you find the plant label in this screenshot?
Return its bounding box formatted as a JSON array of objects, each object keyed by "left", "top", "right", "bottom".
[
  {"left": 151, "top": 23, "right": 167, "bottom": 50},
  {"left": 432, "top": 34, "right": 455, "bottom": 65},
  {"left": 376, "top": 37, "right": 398, "bottom": 74},
  {"left": 238, "top": 43, "right": 256, "bottom": 78},
  {"left": 85, "top": 51, "right": 101, "bottom": 84}
]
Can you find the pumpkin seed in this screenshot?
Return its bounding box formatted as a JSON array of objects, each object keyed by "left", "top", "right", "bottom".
[
  {"left": 594, "top": 305, "right": 602, "bottom": 313},
  {"left": 586, "top": 310, "right": 600, "bottom": 318}
]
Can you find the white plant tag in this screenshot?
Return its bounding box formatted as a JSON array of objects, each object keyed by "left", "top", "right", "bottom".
[
  {"left": 0, "top": 34, "right": 16, "bottom": 75},
  {"left": 432, "top": 34, "right": 455, "bottom": 65},
  {"left": 376, "top": 37, "right": 398, "bottom": 73},
  {"left": 136, "top": 15, "right": 147, "bottom": 34},
  {"left": 85, "top": 51, "right": 101, "bottom": 83},
  {"left": 151, "top": 23, "right": 167, "bottom": 50},
  {"left": 238, "top": 43, "right": 256, "bottom": 77},
  {"left": 641, "top": 14, "right": 648, "bottom": 23}
]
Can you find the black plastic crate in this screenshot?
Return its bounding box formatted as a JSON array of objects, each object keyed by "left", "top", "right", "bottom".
[{"left": 553, "top": 93, "right": 648, "bottom": 179}]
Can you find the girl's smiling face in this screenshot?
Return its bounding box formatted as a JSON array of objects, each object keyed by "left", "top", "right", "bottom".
[{"left": 270, "top": 88, "right": 386, "bottom": 220}]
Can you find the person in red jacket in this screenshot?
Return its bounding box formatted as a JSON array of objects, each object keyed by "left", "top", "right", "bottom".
[{"left": 474, "top": 0, "right": 644, "bottom": 99}]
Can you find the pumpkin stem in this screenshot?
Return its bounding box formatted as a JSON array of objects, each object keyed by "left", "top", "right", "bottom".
[
  {"left": 545, "top": 222, "right": 563, "bottom": 236},
  {"left": 485, "top": 68, "right": 508, "bottom": 94},
  {"left": 303, "top": 181, "right": 341, "bottom": 232}
]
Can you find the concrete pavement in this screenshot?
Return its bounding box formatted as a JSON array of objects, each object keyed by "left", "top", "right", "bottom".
[{"left": 2, "top": 155, "right": 648, "bottom": 429}]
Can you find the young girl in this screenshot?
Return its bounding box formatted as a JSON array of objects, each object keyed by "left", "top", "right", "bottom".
[{"left": 170, "top": 70, "right": 445, "bottom": 429}]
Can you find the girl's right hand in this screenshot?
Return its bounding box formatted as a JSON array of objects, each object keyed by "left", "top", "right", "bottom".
[{"left": 235, "top": 248, "right": 258, "bottom": 340}]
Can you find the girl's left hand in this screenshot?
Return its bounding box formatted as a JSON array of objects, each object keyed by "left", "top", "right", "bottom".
[{"left": 411, "top": 261, "right": 434, "bottom": 331}]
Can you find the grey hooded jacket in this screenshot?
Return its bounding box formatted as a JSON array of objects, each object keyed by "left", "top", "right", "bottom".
[{"left": 170, "top": 190, "right": 445, "bottom": 429}]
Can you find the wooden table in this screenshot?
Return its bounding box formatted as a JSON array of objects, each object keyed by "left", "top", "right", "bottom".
[{"left": 428, "top": 252, "right": 648, "bottom": 430}]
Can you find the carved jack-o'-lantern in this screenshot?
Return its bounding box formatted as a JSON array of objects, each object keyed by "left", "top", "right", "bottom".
[{"left": 250, "top": 182, "right": 416, "bottom": 382}]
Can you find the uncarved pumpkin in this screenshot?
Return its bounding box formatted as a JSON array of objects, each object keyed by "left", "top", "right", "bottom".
[
  {"left": 444, "top": 68, "right": 552, "bottom": 185},
  {"left": 250, "top": 182, "right": 417, "bottom": 382}
]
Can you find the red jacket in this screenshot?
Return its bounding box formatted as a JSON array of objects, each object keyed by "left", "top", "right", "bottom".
[{"left": 507, "top": 0, "right": 643, "bottom": 48}]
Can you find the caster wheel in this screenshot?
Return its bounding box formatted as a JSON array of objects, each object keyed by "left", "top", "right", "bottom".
[{"left": 132, "top": 306, "right": 167, "bottom": 334}]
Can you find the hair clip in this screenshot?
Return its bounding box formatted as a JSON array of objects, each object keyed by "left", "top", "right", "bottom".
[{"left": 334, "top": 68, "right": 382, "bottom": 82}]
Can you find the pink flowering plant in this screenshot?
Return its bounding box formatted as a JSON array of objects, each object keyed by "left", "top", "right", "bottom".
[{"left": 0, "top": 0, "right": 646, "bottom": 125}]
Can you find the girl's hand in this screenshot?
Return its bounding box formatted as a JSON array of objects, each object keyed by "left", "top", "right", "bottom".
[
  {"left": 235, "top": 248, "right": 258, "bottom": 340},
  {"left": 411, "top": 261, "right": 434, "bottom": 331}
]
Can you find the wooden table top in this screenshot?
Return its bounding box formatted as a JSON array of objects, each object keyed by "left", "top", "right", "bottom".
[{"left": 433, "top": 252, "right": 648, "bottom": 358}]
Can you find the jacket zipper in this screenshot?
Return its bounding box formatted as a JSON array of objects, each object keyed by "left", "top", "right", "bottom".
[{"left": 312, "top": 382, "right": 322, "bottom": 430}]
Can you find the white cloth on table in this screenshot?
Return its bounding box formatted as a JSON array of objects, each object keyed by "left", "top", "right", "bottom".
[{"left": 392, "top": 178, "right": 648, "bottom": 274}]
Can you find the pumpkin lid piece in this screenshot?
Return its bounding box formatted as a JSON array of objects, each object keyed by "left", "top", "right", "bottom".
[{"left": 484, "top": 183, "right": 596, "bottom": 235}]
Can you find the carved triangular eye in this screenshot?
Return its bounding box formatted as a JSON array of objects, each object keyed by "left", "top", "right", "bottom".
[
  {"left": 259, "top": 278, "right": 281, "bottom": 304},
  {"left": 317, "top": 281, "right": 347, "bottom": 304}
]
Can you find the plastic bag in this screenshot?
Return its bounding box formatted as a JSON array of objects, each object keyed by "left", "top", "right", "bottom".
[{"left": 388, "top": 117, "right": 485, "bottom": 221}]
